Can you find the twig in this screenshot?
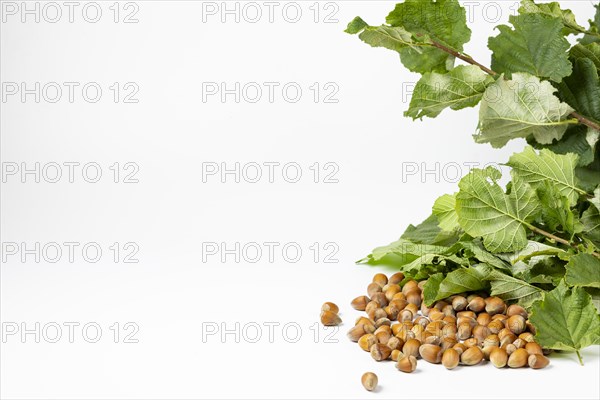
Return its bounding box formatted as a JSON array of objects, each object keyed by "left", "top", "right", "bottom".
[
  {"left": 528, "top": 224, "right": 600, "bottom": 259},
  {"left": 430, "top": 40, "right": 600, "bottom": 133}
]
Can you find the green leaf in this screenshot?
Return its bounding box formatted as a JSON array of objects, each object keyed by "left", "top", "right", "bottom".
[
  {"left": 360, "top": 238, "right": 449, "bottom": 266},
  {"left": 518, "top": 256, "right": 567, "bottom": 286},
  {"left": 582, "top": 188, "right": 600, "bottom": 248},
  {"left": 456, "top": 167, "right": 540, "bottom": 253},
  {"left": 532, "top": 125, "right": 598, "bottom": 167},
  {"left": 401, "top": 214, "right": 460, "bottom": 246},
  {"left": 488, "top": 14, "right": 572, "bottom": 82},
  {"left": 423, "top": 266, "right": 488, "bottom": 305},
  {"left": 500, "top": 240, "right": 567, "bottom": 265},
  {"left": 557, "top": 58, "right": 600, "bottom": 122},
  {"left": 432, "top": 194, "right": 459, "bottom": 232},
  {"left": 485, "top": 267, "right": 545, "bottom": 308},
  {"left": 458, "top": 239, "right": 512, "bottom": 272},
  {"left": 385, "top": 0, "right": 471, "bottom": 73},
  {"left": 565, "top": 253, "right": 600, "bottom": 288},
  {"left": 536, "top": 181, "right": 583, "bottom": 237},
  {"left": 570, "top": 43, "right": 600, "bottom": 73},
  {"left": 519, "top": 0, "right": 586, "bottom": 35},
  {"left": 579, "top": 4, "right": 600, "bottom": 45},
  {"left": 476, "top": 73, "right": 576, "bottom": 148},
  {"left": 346, "top": 22, "right": 423, "bottom": 54},
  {"left": 530, "top": 281, "right": 600, "bottom": 355},
  {"left": 405, "top": 65, "right": 494, "bottom": 119},
  {"left": 507, "top": 146, "right": 584, "bottom": 206}
]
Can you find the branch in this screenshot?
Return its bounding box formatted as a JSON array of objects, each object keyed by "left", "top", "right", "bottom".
[
  {"left": 527, "top": 224, "right": 600, "bottom": 259},
  {"left": 430, "top": 41, "right": 497, "bottom": 76},
  {"left": 430, "top": 40, "right": 600, "bottom": 133}
]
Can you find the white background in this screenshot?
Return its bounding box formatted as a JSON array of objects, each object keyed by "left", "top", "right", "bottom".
[{"left": 1, "top": 1, "right": 599, "bottom": 399}]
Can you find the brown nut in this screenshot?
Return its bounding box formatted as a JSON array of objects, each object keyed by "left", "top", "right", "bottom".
[
  {"left": 402, "top": 339, "right": 421, "bottom": 359},
  {"left": 525, "top": 342, "right": 543, "bottom": 355},
  {"left": 463, "top": 338, "right": 478, "bottom": 348},
  {"left": 457, "top": 323, "right": 472, "bottom": 341},
  {"left": 490, "top": 347, "right": 508, "bottom": 368},
  {"left": 388, "top": 272, "right": 405, "bottom": 285},
  {"left": 506, "top": 304, "right": 528, "bottom": 319},
  {"left": 387, "top": 336, "right": 403, "bottom": 351},
  {"left": 372, "top": 273, "right": 388, "bottom": 287},
  {"left": 507, "top": 315, "right": 527, "bottom": 335},
  {"left": 398, "top": 309, "right": 413, "bottom": 323},
  {"left": 361, "top": 372, "right": 378, "bottom": 391},
  {"left": 347, "top": 325, "right": 366, "bottom": 342},
  {"left": 487, "top": 320, "right": 505, "bottom": 334},
  {"left": 389, "top": 298, "right": 408, "bottom": 311},
  {"left": 476, "top": 313, "right": 492, "bottom": 327},
  {"left": 452, "top": 343, "right": 467, "bottom": 356},
  {"left": 505, "top": 344, "right": 517, "bottom": 355},
  {"left": 373, "top": 308, "right": 388, "bottom": 321},
  {"left": 467, "top": 296, "right": 485, "bottom": 312},
  {"left": 452, "top": 296, "right": 467, "bottom": 311},
  {"left": 485, "top": 297, "right": 506, "bottom": 315},
  {"left": 419, "top": 344, "right": 442, "bottom": 364},
  {"left": 371, "top": 292, "right": 389, "bottom": 307},
  {"left": 402, "top": 280, "right": 419, "bottom": 295},
  {"left": 391, "top": 349, "right": 402, "bottom": 362},
  {"left": 473, "top": 325, "right": 492, "bottom": 345},
  {"left": 461, "top": 346, "right": 484, "bottom": 366},
  {"left": 528, "top": 354, "right": 550, "bottom": 369},
  {"left": 405, "top": 289, "right": 421, "bottom": 308},
  {"left": 483, "top": 334, "right": 500, "bottom": 348},
  {"left": 428, "top": 309, "right": 445, "bottom": 322},
  {"left": 404, "top": 303, "right": 419, "bottom": 315},
  {"left": 321, "top": 310, "right": 341, "bottom": 326},
  {"left": 519, "top": 332, "right": 535, "bottom": 343},
  {"left": 358, "top": 334, "right": 378, "bottom": 351},
  {"left": 321, "top": 302, "right": 339, "bottom": 314},
  {"left": 384, "top": 285, "right": 401, "bottom": 301},
  {"left": 375, "top": 318, "right": 392, "bottom": 329},
  {"left": 370, "top": 343, "right": 392, "bottom": 361},
  {"left": 396, "top": 355, "right": 417, "bottom": 373},
  {"left": 441, "top": 336, "right": 458, "bottom": 351},
  {"left": 507, "top": 348, "right": 529, "bottom": 368},
  {"left": 482, "top": 345, "right": 498, "bottom": 361},
  {"left": 367, "top": 282, "right": 383, "bottom": 298},
  {"left": 351, "top": 296, "right": 370, "bottom": 311},
  {"left": 442, "top": 348, "right": 460, "bottom": 370}
]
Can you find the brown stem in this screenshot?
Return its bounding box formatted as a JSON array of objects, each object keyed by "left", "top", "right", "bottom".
[
  {"left": 528, "top": 224, "right": 600, "bottom": 259},
  {"left": 430, "top": 41, "right": 497, "bottom": 76},
  {"left": 571, "top": 111, "right": 600, "bottom": 131},
  {"left": 430, "top": 40, "right": 600, "bottom": 133}
]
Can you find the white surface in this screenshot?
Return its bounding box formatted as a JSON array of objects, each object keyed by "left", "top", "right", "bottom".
[{"left": 1, "top": 1, "right": 599, "bottom": 399}]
